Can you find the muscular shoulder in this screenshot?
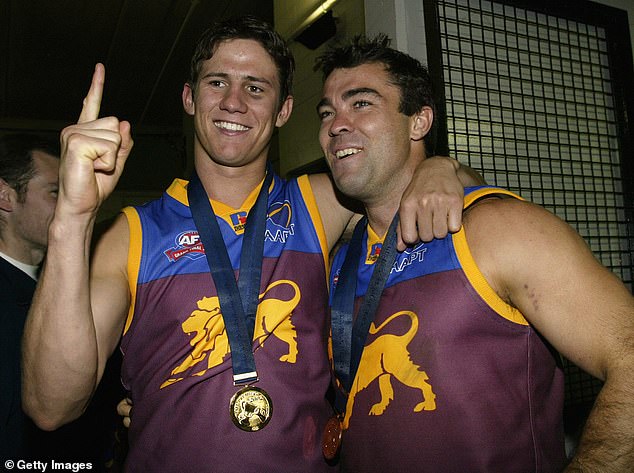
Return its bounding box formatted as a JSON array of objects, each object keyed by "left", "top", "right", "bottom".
[
  {"left": 462, "top": 193, "right": 634, "bottom": 382},
  {"left": 463, "top": 196, "right": 570, "bottom": 239},
  {"left": 462, "top": 197, "right": 589, "bottom": 302}
]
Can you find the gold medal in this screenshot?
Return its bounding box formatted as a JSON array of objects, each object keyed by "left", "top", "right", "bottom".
[
  {"left": 229, "top": 386, "right": 273, "bottom": 432},
  {"left": 322, "top": 415, "right": 343, "bottom": 460}
]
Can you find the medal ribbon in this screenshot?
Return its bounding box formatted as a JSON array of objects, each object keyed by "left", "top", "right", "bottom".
[
  {"left": 187, "top": 168, "right": 273, "bottom": 385},
  {"left": 331, "top": 214, "right": 400, "bottom": 413}
]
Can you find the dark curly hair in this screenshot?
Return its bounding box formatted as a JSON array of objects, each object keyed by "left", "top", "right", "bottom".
[{"left": 315, "top": 34, "right": 435, "bottom": 117}]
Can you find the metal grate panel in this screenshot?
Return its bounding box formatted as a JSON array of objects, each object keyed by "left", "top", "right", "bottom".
[{"left": 435, "top": 0, "right": 634, "bottom": 406}]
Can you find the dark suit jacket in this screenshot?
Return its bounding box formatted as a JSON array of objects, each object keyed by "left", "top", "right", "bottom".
[
  {"left": 0, "top": 255, "right": 37, "bottom": 459},
  {"left": 0, "top": 256, "right": 124, "bottom": 465}
]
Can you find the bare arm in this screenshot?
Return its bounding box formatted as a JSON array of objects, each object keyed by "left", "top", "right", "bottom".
[
  {"left": 310, "top": 157, "right": 484, "bottom": 252},
  {"left": 465, "top": 198, "right": 634, "bottom": 471},
  {"left": 21, "top": 64, "right": 133, "bottom": 430}
]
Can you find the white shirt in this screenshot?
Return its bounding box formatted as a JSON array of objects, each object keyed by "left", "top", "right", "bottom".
[{"left": 0, "top": 250, "right": 39, "bottom": 280}]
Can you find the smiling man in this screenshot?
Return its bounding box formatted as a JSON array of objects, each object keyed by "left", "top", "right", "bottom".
[
  {"left": 317, "top": 35, "right": 634, "bottom": 472},
  {"left": 21, "top": 17, "right": 481, "bottom": 472}
]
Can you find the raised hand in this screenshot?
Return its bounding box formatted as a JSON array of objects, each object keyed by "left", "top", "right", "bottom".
[{"left": 58, "top": 63, "right": 133, "bottom": 218}]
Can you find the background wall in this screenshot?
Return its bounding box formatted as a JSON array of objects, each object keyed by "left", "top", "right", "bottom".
[
  {"left": 274, "top": 0, "right": 634, "bottom": 175},
  {"left": 364, "top": 0, "right": 634, "bottom": 64},
  {"left": 275, "top": 0, "right": 365, "bottom": 176}
]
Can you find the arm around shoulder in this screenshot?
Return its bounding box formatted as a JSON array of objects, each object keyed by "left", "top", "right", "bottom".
[
  {"left": 399, "top": 156, "right": 485, "bottom": 245},
  {"left": 310, "top": 157, "right": 487, "bottom": 253}
]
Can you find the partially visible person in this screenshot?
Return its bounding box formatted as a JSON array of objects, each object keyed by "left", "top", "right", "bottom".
[
  {"left": 0, "top": 133, "right": 59, "bottom": 460},
  {"left": 0, "top": 133, "right": 122, "bottom": 468},
  {"left": 317, "top": 36, "right": 634, "bottom": 472},
  {"left": 21, "top": 17, "right": 481, "bottom": 472}
]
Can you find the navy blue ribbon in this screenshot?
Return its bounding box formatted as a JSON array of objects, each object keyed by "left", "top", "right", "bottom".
[
  {"left": 187, "top": 168, "right": 273, "bottom": 385},
  {"left": 331, "top": 214, "right": 400, "bottom": 413}
]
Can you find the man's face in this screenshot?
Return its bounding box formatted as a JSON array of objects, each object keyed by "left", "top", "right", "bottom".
[
  {"left": 317, "top": 63, "right": 421, "bottom": 205},
  {"left": 182, "top": 38, "right": 292, "bottom": 169},
  {"left": 12, "top": 151, "right": 59, "bottom": 253}
]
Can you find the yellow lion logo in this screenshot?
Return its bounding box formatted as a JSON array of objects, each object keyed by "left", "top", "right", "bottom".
[
  {"left": 343, "top": 310, "right": 436, "bottom": 428},
  {"left": 161, "top": 280, "right": 300, "bottom": 388}
]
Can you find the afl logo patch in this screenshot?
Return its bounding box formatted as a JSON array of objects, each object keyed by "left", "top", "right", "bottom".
[{"left": 164, "top": 230, "right": 205, "bottom": 262}]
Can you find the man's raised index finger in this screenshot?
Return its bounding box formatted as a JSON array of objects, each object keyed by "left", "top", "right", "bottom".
[{"left": 77, "top": 63, "right": 105, "bottom": 124}]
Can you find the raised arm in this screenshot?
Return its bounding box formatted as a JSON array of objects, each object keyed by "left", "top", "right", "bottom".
[
  {"left": 22, "top": 64, "right": 133, "bottom": 430},
  {"left": 465, "top": 198, "right": 634, "bottom": 471},
  {"left": 311, "top": 156, "right": 484, "bottom": 252}
]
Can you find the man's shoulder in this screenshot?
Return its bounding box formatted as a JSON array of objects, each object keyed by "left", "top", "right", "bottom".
[
  {"left": 270, "top": 173, "right": 314, "bottom": 207},
  {"left": 463, "top": 186, "right": 522, "bottom": 208},
  {"left": 462, "top": 195, "right": 568, "bottom": 264},
  {"left": 465, "top": 193, "right": 545, "bottom": 218}
]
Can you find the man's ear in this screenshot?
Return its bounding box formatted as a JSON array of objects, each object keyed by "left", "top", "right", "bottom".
[
  {"left": 275, "top": 95, "right": 294, "bottom": 128},
  {"left": 0, "top": 178, "right": 15, "bottom": 213},
  {"left": 182, "top": 83, "right": 195, "bottom": 116},
  {"left": 411, "top": 106, "right": 434, "bottom": 141}
]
